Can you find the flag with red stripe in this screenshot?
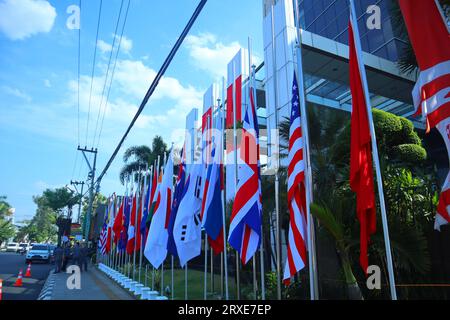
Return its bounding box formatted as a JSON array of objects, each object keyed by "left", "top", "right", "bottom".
[
  {"left": 283, "top": 72, "right": 308, "bottom": 284},
  {"left": 228, "top": 71, "right": 262, "bottom": 265},
  {"left": 399, "top": 0, "right": 450, "bottom": 230}
]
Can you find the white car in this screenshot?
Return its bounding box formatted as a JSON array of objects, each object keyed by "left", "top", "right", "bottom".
[
  {"left": 26, "top": 244, "right": 51, "bottom": 264},
  {"left": 19, "top": 243, "right": 30, "bottom": 254},
  {"left": 6, "top": 242, "right": 19, "bottom": 252}
]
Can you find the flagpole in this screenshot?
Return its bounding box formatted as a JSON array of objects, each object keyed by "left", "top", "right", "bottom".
[
  {"left": 220, "top": 79, "right": 229, "bottom": 300},
  {"left": 121, "top": 178, "right": 128, "bottom": 275},
  {"left": 232, "top": 51, "right": 241, "bottom": 301},
  {"left": 128, "top": 173, "right": 134, "bottom": 279},
  {"left": 144, "top": 165, "right": 152, "bottom": 287},
  {"left": 204, "top": 231, "right": 208, "bottom": 300},
  {"left": 293, "top": 0, "right": 319, "bottom": 300},
  {"left": 185, "top": 262, "right": 188, "bottom": 300},
  {"left": 270, "top": 4, "right": 282, "bottom": 301},
  {"left": 247, "top": 36, "right": 258, "bottom": 300},
  {"left": 170, "top": 154, "right": 175, "bottom": 301},
  {"left": 138, "top": 165, "right": 148, "bottom": 285},
  {"left": 132, "top": 170, "right": 141, "bottom": 281},
  {"left": 151, "top": 157, "right": 160, "bottom": 292},
  {"left": 210, "top": 247, "right": 214, "bottom": 294},
  {"left": 253, "top": 63, "right": 266, "bottom": 300},
  {"left": 161, "top": 152, "right": 167, "bottom": 297},
  {"left": 349, "top": 0, "right": 397, "bottom": 300}
]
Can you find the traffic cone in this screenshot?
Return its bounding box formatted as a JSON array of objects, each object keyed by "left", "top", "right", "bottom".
[
  {"left": 25, "top": 263, "right": 32, "bottom": 277},
  {"left": 0, "top": 279, "right": 3, "bottom": 301},
  {"left": 13, "top": 270, "right": 23, "bottom": 287}
]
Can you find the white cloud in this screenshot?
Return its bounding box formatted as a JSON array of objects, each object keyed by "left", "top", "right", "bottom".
[
  {"left": 117, "top": 35, "right": 133, "bottom": 54},
  {"left": 0, "top": 0, "right": 57, "bottom": 40},
  {"left": 66, "top": 57, "right": 203, "bottom": 149},
  {"left": 1, "top": 85, "right": 32, "bottom": 102},
  {"left": 98, "top": 35, "right": 133, "bottom": 55},
  {"left": 185, "top": 33, "right": 241, "bottom": 78},
  {"left": 44, "top": 79, "right": 52, "bottom": 88},
  {"left": 97, "top": 39, "right": 113, "bottom": 54},
  {"left": 184, "top": 33, "right": 263, "bottom": 79}
]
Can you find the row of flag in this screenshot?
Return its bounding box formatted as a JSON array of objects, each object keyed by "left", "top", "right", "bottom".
[{"left": 98, "top": 0, "right": 449, "bottom": 290}]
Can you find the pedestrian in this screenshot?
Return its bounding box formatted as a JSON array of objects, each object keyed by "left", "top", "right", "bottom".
[
  {"left": 80, "top": 243, "right": 89, "bottom": 272},
  {"left": 72, "top": 242, "right": 82, "bottom": 271},
  {"left": 54, "top": 245, "right": 63, "bottom": 273},
  {"left": 62, "top": 243, "right": 71, "bottom": 272}
]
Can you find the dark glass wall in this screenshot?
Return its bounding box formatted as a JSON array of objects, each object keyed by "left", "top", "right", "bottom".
[{"left": 298, "top": 0, "right": 408, "bottom": 61}]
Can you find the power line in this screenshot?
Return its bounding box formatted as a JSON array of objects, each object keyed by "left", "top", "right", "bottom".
[
  {"left": 85, "top": 0, "right": 104, "bottom": 147},
  {"left": 95, "top": 0, "right": 131, "bottom": 149},
  {"left": 91, "top": 0, "right": 125, "bottom": 148},
  {"left": 77, "top": 0, "right": 82, "bottom": 146},
  {"left": 95, "top": 0, "right": 208, "bottom": 187}
]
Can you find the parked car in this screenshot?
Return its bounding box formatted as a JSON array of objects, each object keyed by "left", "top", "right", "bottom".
[
  {"left": 6, "top": 242, "right": 19, "bottom": 252},
  {"left": 26, "top": 244, "right": 51, "bottom": 264}
]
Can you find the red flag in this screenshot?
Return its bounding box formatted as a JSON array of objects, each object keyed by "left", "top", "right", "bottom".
[
  {"left": 113, "top": 199, "right": 124, "bottom": 245},
  {"left": 399, "top": 0, "right": 450, "bottom": 230},
  {"left": 348, "top": 20, "right": 377, "bottom": 274}
]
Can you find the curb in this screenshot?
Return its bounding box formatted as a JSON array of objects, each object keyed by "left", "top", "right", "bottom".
[{"left": 37, "top": 270, "right": 56, "bottom": 300}]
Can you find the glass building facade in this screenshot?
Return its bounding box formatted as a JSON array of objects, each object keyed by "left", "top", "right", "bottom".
[{"left": 298, "top": 0, "right": 409, "bottom": 61}]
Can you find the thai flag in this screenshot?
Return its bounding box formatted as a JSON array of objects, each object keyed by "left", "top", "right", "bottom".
[
  {"left": 201, "top": 111, "right": 224, "bottom": 255},
  {"left": 228, "top": 79, "right": 262, "bottom": 265}
]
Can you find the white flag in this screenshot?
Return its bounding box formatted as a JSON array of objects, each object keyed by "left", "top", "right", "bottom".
[
  {"left": 173, "top": 163, "right": 203, "bottom": 267},
  {"left": 144, "top": 151, "right": 174, "bottom": 268}
]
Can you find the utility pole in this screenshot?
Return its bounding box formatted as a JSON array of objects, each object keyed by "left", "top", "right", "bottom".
[
  {"left": 78, "top": 146, "right": 98, "bottom": 241},
  {"left": 70, "top": 180, "right": 85, "bottom": 224}
]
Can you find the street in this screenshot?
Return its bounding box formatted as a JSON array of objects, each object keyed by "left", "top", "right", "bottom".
[{"left": 0, "top": 252, "right": 53, "bottom": 300}]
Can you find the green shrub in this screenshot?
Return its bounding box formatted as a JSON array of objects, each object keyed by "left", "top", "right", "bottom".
[{"left": 392, "top": 144, "right": 427, "bottom": 163}]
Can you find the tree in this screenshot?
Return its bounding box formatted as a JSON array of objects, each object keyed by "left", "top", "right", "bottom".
[
  {"left": 278, "top": 106, "right": 434, "bottom": 299},
  {"left": 120, "top": 136, "right": 168, "bottom": 184},
  {"left": 20, "top": 195, "right": 58, "bottom": 243},
  {"left": 0, "top": 196, "right": 15, "bottom": 245}
]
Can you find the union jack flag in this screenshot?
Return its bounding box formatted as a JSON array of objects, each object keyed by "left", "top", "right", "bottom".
[
  {"left": 228, "top": 78, "right": 262, "bottom": 265},
  {"left": 283, "top": 72, "right": 308, "bottom": 284}
]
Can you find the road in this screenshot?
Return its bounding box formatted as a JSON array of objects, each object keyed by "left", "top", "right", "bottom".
[{"left": 0, "top": 252, "right": 53, "bottom": 300}]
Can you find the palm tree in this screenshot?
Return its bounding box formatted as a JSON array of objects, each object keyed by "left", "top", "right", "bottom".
[{"left": 120, "top": 136, "right": 168, "bottom": 184}]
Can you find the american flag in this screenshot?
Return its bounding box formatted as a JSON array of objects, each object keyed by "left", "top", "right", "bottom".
[
  {"left": 228, "top": 77, "right": 262, "bottom": 265},
  {"left": 283, "top": 71, "right": 308, "bottom": 284}
]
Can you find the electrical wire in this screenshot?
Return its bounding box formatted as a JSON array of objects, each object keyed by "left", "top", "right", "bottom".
[
  {"left": 77, "top": 0, "right": 82, "bottom": 146},
  {"left": 91, "top": 0, "right": 125, "bottom": 148},
  {"left": 95, "top": 0, "right": 131, "bottom": 150},
  {"left": 84, "top": 0, "right": 104, "bottom": 147},
  {"left": 95, "top": 0, "right": 208, "bottom": 187}
]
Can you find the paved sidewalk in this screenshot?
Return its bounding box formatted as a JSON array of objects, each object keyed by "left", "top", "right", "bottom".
[{"left": 49, "top": 264, "right": 134, "bottom": 300}]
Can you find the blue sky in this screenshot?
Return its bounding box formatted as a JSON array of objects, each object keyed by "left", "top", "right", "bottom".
[{"left": 0, "top": 0, "right": 264, "bottom": 222}]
